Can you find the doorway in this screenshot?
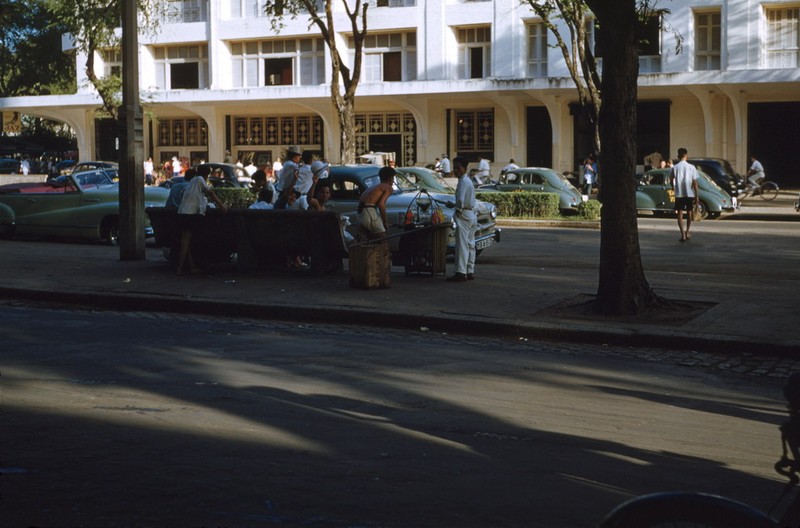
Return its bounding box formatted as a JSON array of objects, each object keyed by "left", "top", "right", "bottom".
[
  {"left": 526, "top": 107, "right": 552, "bottom": 167},
  {"left": 748, "top": 102, "right": 800, "bottom": 187},
  {"left": 367, "top": 134, "right": 402, "bottom": 161}
]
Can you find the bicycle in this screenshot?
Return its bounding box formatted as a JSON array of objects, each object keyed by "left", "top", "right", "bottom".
[
  {"left": 739, "top": 177, "right": 780, "bottom": 201},
  {"left": 599, "top": 373, "right": 800, "bottom": 528}
]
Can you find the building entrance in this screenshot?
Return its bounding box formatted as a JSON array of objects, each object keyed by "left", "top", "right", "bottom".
[{"left": 748, "top": 102, "right": 800, "bottom": 187}]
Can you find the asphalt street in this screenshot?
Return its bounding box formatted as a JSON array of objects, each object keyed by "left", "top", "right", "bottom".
[{"left": 0, "top": 303, "right": 790, "bottom": 527}]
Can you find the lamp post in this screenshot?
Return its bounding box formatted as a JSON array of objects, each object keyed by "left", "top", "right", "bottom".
[{"left": 119, "top": 0, "right": 145, "bottom": 260}]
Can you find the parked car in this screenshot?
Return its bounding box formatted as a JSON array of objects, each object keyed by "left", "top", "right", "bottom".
[
  {"left": 70, "top": 160, "right": 119, "bottom": 174},
  {"left": 688, "top": 158, "right": 745, "bottom": 198},
  {"left": 0, "top": 158, "right": 21, "bottom": 174},
  {"left": 323, "top": 165, "right": 501, "bottom": 258},
  {"left": 0, "top": 169, "right": 169, "bottom": 244},
  {"left": 49, "top": 160, "right": 76, "bottom": 179},
  {"left": 397, "top": 166, "right": 456, "bottom": 194},
  {"left": 194, "top": 162, "right": 252, "bottom": 187},
  {"left": 636, "top": 168, "right": 734, "bottom": 219},
  {"left": 477, "top": 167, "right": 583, "bottom": 213}
]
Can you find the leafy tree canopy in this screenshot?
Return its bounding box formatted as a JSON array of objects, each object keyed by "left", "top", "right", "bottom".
[{"left": 0, "top": 0, "right": 74, "bottom": 97}]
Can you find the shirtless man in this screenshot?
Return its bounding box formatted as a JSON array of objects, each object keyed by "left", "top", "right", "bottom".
[{"left": 358, "top": 166, "right": 395, "bottom": 240}]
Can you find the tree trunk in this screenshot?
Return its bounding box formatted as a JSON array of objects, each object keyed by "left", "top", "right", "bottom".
[
  {"left": 338, "top": 97, "right": 356, "bottom": 164},
  {"left": 588, "top": 0, "right": 659, "bottom": 315}
]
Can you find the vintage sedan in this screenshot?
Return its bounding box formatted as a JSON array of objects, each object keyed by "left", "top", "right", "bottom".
[
  {"left": 637, "top": 168, "right": 734, "bottom": 219},
  {"left": 323, "top": 165, "right": 501, "bottom": 257},
  {"left": 477, "top": 167, "right": 583, "bottom": 213},
  {"left": 0, "top": 169, "right": 169, "bottom": 244}
]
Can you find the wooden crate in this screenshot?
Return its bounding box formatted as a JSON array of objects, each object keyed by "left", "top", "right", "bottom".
[
  {"left": 349, "top": 242, "right": 391, "bottom": 289},
  {"left": 400, "top": 224, "right": 449, "bottom": 276}
]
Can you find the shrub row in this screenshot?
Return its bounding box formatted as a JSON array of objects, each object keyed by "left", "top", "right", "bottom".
[
  {"left": 476, "top": 191, "right": 561, "bottom": 218},
  {"left": 211, "top": 188, "right": 604, "bottom": 221}
]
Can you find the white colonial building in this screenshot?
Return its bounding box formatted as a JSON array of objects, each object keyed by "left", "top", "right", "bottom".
[{"left": 1, "top": 0, "right": 798, "bottom": 183}]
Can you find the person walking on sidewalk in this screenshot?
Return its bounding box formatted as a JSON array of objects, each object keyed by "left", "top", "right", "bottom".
[
  {"left": 671, "top": 147, "right": 699, "bottom": 242},
  {"left": 447, "top": 156, "right": 477, "bottom": 282}
]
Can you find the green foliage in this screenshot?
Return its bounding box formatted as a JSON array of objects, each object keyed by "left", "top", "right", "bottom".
[
  {"left": 476, "top": 192, "right": 560, "bottom": 218},
  {"left": 215, "top": 188, "right": 257, "bottom": 210},
  {"left": 577, "top": 199, "right": 602, "bottom": 220},
  {"left": 0, "top": 0, "right": 75, "bottom": 97}
]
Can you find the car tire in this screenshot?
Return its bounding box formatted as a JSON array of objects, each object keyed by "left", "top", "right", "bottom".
[
  {"left": 696, "top": 201, "right": 709, "bottom": 220},
  {"left": 101, "top": 217, "right": 120, "bottom": 246}
]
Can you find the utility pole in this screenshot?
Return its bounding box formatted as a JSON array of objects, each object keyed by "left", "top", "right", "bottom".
[{"left": 119, "top": 0, "right": 145, "bottom": 260}]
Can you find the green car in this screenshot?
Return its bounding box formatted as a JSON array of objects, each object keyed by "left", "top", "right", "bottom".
[
  {"left": 637, "top": 168, "right": 734, "bottom": 219},
  {"left": 477, "top": 167, "right": 583, "bottom": 213},
  {"left": 397, "top": 166, "right": 456, "bottom": 194},
  {"left": 0, "top": 169, "right": 169, "bottom": 244}
]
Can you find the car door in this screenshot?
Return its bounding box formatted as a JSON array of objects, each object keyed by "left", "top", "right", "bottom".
[
  {"left": 13, "top": 177, "right": 84, "bottom": 236},
  {"left": 639, "top": 171, "right": 674, "bottom": 211},
  {"left": 524, "top": 172, "right": 548, "bottom": 192}
]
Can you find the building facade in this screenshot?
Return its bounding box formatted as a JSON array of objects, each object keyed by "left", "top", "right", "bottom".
[{"left": 1, "top": 0, "right": 798, "bottom": 182}]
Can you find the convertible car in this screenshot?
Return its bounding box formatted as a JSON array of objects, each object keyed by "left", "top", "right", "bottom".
[
  {"left": 637, "top": 168, "right": 734, "bottom": 219},
  {"left": 323, "top": 165, "right": 501, "bottom": 257},
  {"left": 0, "top": 169, "right": 169, "bottom": 244}
]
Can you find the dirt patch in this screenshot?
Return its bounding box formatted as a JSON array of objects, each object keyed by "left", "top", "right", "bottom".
[{"left": 536, "top": 294, "right": 716, "bottom": 326}]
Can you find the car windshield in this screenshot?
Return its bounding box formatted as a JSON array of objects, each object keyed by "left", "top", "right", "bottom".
[
  {"left": 77, "top": 171, "right": 115, "bottom": 187},
  {"left": 397, "top": 168, "right": 455, "bottom": 193},
  {"left": 392, "top": 172, "right": 419, "bottom": 192}
]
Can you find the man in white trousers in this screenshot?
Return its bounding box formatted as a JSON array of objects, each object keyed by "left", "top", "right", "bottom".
[{"left": 447, "top": 156, "right": 477, "bottom": 282}]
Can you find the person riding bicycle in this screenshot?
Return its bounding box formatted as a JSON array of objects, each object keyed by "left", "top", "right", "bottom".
[{"left": 746, "top": 155, "right": 765, "bottom": 193}]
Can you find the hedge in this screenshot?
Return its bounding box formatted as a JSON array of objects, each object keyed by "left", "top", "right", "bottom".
[
  {"left": 476, "top": 191, "right": 560, "bottom": 218},
  {"left": 577, "top": 199, "right": 602, "bottom": 220}
]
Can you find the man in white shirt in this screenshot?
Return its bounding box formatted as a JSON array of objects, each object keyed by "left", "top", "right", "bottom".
[
  {"left": 143, "top": 157, "right": 154, "bottom": 185},
  {"left": 475, "top": 157, "right": 491, "bottom": 184},
  {"left": 447, "top": 156, "right": 477, "bottom": 282},
  {"left": 244, "top": 158, "right": 257, "bottom": 177},
  {"left": 501, "top": 158, "right": 519, "bottom": 175},
  {"left": 440, "top": 154, "right": 451, "bottom": 177},
  {"left": 274, "top": 146, "right": 302, "bottom": 208},
  {"left": 746, "top": 155, "right": 765, "bottom": 192},
  {"left": 671, "top": 147, "right": 699, "bottom": 242},
  {"left": 294, "top": 151, "right": 315, "bottom": 209}
]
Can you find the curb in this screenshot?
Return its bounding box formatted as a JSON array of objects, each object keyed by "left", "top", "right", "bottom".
[{"left": 2, "top": 286, "right": 798, "bottom": 356}]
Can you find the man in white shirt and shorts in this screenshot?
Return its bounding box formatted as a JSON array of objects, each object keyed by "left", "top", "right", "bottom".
[{"left": 671, "top": 147, "right": 699, "bottom": 242}]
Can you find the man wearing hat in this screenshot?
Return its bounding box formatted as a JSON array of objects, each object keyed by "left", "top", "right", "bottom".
[{"left": 274, "top": 145, "right": 302, "bottom": 208}]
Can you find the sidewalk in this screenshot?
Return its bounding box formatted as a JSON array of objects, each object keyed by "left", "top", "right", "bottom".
[{"left": 1, "top": 199, "right": 798, "bottom": 356}]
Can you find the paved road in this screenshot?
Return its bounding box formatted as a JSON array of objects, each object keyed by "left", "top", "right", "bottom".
[{"left": 0, "top": 303, "right": 790, "bottom": 527}]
